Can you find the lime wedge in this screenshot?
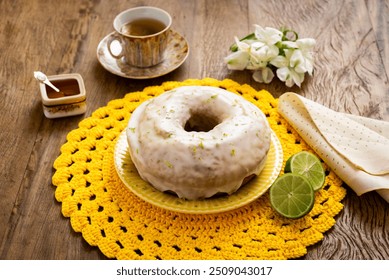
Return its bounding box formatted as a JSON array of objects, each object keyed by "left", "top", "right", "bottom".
[
  {"left": 269, "top": 173, "right": 315, "bottom": 219},
  {"left": 284, "top": 151, "right": 325, "bottom": 191}
]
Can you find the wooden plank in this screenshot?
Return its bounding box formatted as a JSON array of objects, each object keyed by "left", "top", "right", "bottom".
[
  {"left": 0, "top": 0, "right": 106, "bottom": 259},
  {"left": 367, "top": 0, "right": 389, "bottom": 78},
  {"left": 1, "top": 0, "right": 202, "bottom": 260},
  {"left": 366, "top": 0, "right": 389, "bottom": 119},
  {"left": 247, "top": 0, "right": 389, "bottom": 260},
  {"left": 0, "top": 0, "right": 46, "bottom": 248},
  {"left": 249, "top": 0, "right": 388, "bottom": 121}
]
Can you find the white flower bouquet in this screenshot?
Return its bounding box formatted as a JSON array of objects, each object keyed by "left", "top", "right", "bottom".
[{"left": 224, "top": 25, "right": 316, "bottom": 87}]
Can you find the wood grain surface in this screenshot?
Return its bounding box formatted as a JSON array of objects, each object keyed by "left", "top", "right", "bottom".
[{"left": 0, "top": 0, "right": 388, "bottom": 260}]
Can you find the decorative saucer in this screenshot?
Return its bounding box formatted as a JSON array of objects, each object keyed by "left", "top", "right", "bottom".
[
  {"left": 114, "top": 130, "right": 283, "bottom": 214},
  {"left": 96, "top": 29, "right": 189, "bottom": 79}
]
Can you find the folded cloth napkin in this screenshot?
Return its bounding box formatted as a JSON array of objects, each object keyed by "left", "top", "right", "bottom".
[{"left": 278, "top": 92, "right": 389, "bottom": 202}]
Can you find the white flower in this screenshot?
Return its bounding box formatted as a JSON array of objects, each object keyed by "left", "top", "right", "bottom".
[
  {"left": 254, "top": 25, "right": 283, "bottom": 45},
  {"left": 252, "top": 67, "right": 274, "bottom": 84},
  {"left": 293, "top": 38, "right": 316, "bottom": 75},
  {"left": 269, "top": 50, "right": 289, "bottom": 69},
  {"left": 234, "top": 36, "right": 251, "bottom": 52},
  {"left": 247, "top": 25, "right": 281, "bottom": 69},
  {"left": 246, "top": 42, "right": 269, "bottom": 70},
  {"left": 250, "top": 41, "right": 279, "bottom": 63},
  {"left": 290, "top": 49, "right": 308, "bottom": 74},
  {"left": 225, "top": 25, "right": 315, "bottom": 87},
  {"left": 271, "top": 49, "right": 305, "bottom": 87},
  {"left": 276, "top": 67, "right": 305, "bottom": 87},
  {"left": 281, "top": 40, "right": 298, "bottom": 49},
  {"left": 224, "top": 51, "right": 250, "bottom": 70},
  {"left": 224, "top": 37, "right": 250, "bottom": 70},
  {"left": 280, "top": 38, "right": 315, "bottom": 75},
  {"left": 246, "top": 56, "right": 267, "bottom": 70}
]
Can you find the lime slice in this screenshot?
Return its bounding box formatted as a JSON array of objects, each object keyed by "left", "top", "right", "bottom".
[
  {"left": 284, "top": 151, "right": 325, "bottom": 191},
  {"left": 269, "top": 173, "right": 315, "bottom": 219}
]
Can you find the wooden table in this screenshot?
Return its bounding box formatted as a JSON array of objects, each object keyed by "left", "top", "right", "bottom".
[{"left": 1, "top": 0, "right": 388, "bottom": 260}]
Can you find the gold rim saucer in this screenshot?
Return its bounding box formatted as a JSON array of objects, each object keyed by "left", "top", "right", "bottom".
[
  {"left": 114, "top": 130, "right": 283, "bottom": 214},
  {"left": 96, "top": 29, "right": 189, "bottom": 79}
]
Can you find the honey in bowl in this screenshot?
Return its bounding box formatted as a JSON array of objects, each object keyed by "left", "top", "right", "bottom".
[
  {"left": 120, "top": 18, "right": 166, "bottom": 36},
  {"left": 45, "top": 78, "right": 80, "bottom": 99},
  {"left": 39, "top": 73, "right": 86, "bottom": 119}
]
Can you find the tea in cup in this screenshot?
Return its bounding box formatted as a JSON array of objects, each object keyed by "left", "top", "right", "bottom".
[{"left": 107, "top": 6, "right": 172, "bottom": 68}]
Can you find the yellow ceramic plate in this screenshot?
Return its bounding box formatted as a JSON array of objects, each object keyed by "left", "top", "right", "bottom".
[{"left": 114, "top": 129, "right": 283, "bottom": 214}]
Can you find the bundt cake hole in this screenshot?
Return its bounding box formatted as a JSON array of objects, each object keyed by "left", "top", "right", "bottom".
[{"left": 184, "top": 112, "right": 221, "bottom": 132}]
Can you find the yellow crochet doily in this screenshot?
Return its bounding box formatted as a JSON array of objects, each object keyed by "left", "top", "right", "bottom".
[{"left": 52, "top": 78, "right": 346, "bottom": 260}]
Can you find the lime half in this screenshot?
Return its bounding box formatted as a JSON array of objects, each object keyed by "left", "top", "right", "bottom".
[
  {"left": 269, "top": 173, "right": 315, "bottom": 219},
  {"left": 284, "top": 151, "right": 325, "bottom": 191}
]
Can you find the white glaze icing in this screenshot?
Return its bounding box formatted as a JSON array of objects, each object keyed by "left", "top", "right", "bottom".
[{"left": 126, "top": 86, "right": 271, "bottom": 200}]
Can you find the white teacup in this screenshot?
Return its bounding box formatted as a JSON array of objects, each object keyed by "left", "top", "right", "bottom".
[{"left": 107, "top": 6, "right": 172, "bottom": 68}]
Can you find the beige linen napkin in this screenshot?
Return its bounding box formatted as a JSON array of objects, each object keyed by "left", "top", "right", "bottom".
[{"left": 278, "top": 92, "right": 389, "bottom": 202}]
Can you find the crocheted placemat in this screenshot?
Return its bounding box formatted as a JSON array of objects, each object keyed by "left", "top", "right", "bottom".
[{"left": 52, "top": 78, "right": 346, "bottom": 260}]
